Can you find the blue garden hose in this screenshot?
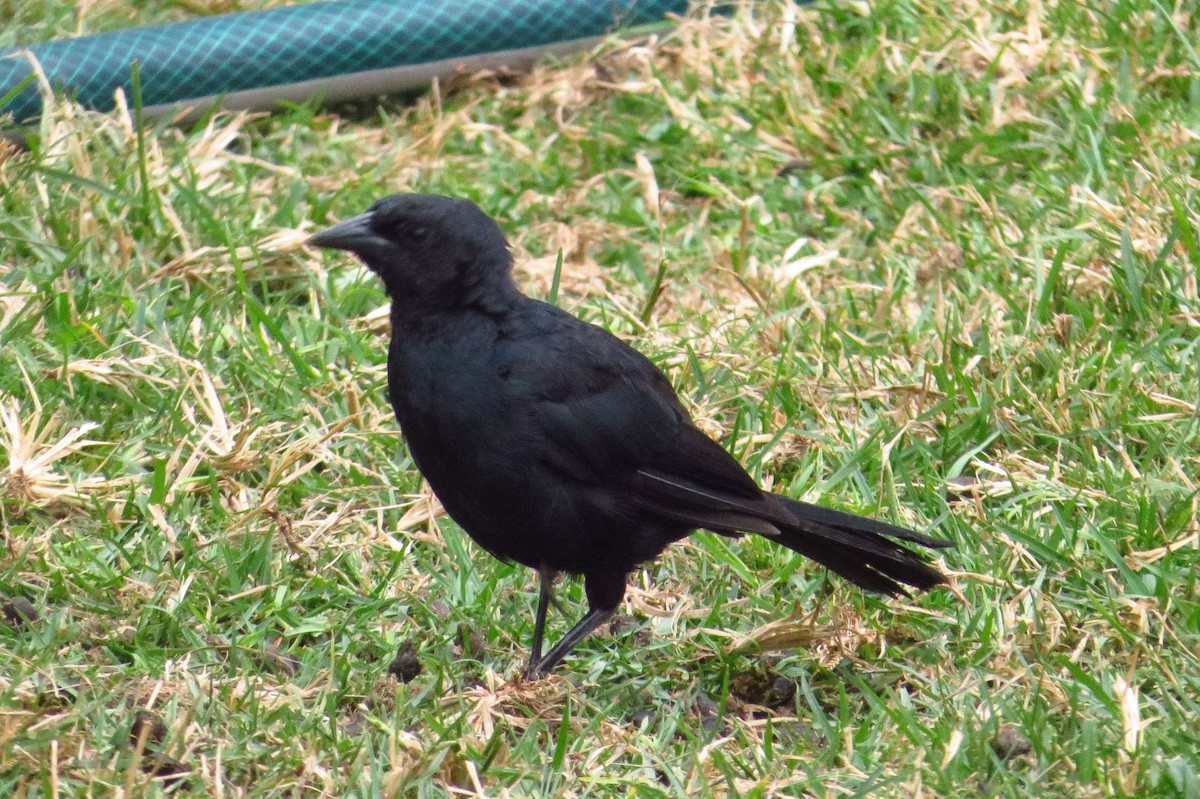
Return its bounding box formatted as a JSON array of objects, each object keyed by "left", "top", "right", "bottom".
[{"left": 0, "top": 0, "right": 689, "bottom": 124}]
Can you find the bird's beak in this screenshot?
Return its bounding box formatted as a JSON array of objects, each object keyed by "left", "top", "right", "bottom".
[{"left": 307, "top": 211, "right": 387, "bottom": 252}]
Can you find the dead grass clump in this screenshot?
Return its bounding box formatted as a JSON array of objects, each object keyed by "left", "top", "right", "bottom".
[{"left": 0, "top": 398, "right": 124, "bottom": 509}]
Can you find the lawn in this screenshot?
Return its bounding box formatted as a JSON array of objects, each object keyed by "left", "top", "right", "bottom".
[{"left": 2, "top": 0, "right": 1198, "bottom": 796}]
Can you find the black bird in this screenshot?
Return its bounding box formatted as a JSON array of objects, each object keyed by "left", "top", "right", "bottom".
[{"left": 309, "top": 194, "right": 951, "bottom": 677}]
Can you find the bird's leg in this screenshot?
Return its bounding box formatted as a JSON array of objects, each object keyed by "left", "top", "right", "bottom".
[
  {"left": 527, "top": 570, "right": 626, "bottom": 678},
  {"left": 528, "top": 606, "right": 615, "bottom": 678},
  {"left": 528, "top": 567, "right": 557, "bottom": 671}
]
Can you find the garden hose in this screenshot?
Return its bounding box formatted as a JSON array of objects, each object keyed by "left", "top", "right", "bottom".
[{"left": 1, "top": 0, "right": 689, "bottom": 124}]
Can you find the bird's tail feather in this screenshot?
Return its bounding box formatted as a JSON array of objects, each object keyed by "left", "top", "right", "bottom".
[{"left": 771, "top": 495, "right": 951, "bottom": 595}]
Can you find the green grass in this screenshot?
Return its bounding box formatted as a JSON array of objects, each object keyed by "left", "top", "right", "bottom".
[{"left": 3, "top": 0, "right": 1199, "bottom": 796}]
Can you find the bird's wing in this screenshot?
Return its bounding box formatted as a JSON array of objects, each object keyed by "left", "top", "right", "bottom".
[
  {"left": 634, "top": 423, "right": 789, "bottom": 536},
  {"left": 502, "top": 305, "right": 783, "bottom": 535},
  {"left": 503, "top": 315, "right": 686, "bottom": 477}
]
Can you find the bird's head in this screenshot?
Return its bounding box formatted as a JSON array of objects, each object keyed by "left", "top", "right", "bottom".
[{"left": 308, "top": 193, "right": 516, "bottom": 312}]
